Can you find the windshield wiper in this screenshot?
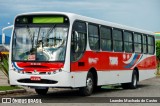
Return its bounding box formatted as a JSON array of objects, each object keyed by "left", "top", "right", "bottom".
[
  {"left": 40, "top": 24, "right": 56, "bottom": 48},
  {"left": 26, "top": 25, "right": 33, "bottom": 43},
  {"left": 45, "top": 24, "right": 56, "bottom": 40}
]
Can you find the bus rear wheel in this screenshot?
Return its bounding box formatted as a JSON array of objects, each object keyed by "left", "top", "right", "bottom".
[
  {"left": 35, "top": 88, "right": 48, "bottom": 95},
  {"left": 79, "top": 72, "right": 94, "bottom": 96},
  {"left": 122, "top": 71, "right": 138, "bottom": 89}
]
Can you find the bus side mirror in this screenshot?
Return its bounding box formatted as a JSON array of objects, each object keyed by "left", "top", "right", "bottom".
[{"left": 71, "top": 31, "right": 79, "bottom": 53}]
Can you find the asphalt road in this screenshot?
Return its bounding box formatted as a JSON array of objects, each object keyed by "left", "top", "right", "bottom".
[{"left": 1, "top": 76, "right": 160, "bottom": 106}]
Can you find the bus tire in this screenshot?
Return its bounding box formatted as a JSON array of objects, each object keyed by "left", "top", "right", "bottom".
[
  {"left": 35, "top": 88, "right": 48, "bottom": 95},
  {"left": 79, "top": 72, "right": 94, "bottom": 96},
  {"left": 122, "top": 71, "right": 138, "bottom": 89}
]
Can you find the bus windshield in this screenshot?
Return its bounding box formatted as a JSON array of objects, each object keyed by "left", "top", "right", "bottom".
[{"left": 12, "top": 25, "right": 68, "bottom": 61}]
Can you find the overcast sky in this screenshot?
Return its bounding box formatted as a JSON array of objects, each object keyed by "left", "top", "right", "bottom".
[{"left": 0, "top": 0, "right": 160, "bottom": 35}]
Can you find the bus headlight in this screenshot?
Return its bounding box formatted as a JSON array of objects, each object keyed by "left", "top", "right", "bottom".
[
  {"left": 59, "top": 69, "right": 62, "bottom": 72},
  {"left": 53, "top": 70, "right": 59, "bottom": 74},
  {"left": 13, "top": 68, "right": 16, "bottom": 71},
  {"left": 20, "top": 71, "right": 24, "bottom": 74},
  {"left": 51, "top": 69, "right": 63, "bottom": 75},
  {"left": 12, "top": 67, "right": 24, "bottom": 74},
  {"left": 17, "top": 70, "right": 20, "bottom": 73},
  {"left": 48, "top": 72, "right": 51, "bottom": 75}
]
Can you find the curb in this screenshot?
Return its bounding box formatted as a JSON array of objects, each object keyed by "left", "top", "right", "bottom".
[{"left": 0, "top": 89, "right": 26, "bottom": 95}]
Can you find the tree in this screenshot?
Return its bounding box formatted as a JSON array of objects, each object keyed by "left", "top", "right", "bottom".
[
  {"left": 0, "top": 52, "right": 9, "bottom": 78},
  {"left": 156, "top": 41, "right": 160, "bottom": 60},
  {"left": 156, "top": 41, "right": 160, "bottom": 74}
]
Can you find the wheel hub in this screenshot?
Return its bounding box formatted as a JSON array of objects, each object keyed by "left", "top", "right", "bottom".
[{"left": 86, "top": 78, "right": 93, "bottom": 92}]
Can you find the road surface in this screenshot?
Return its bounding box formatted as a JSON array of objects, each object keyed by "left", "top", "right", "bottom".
[{"left": 1, "top": 76, "right": 160, "bottom": 106}]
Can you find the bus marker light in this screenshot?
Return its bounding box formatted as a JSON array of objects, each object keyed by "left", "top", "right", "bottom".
[
  {"left": 59, "top": 69, "right": 62, "bottom": 72},
  {"left": 48, "top": 72, "right": 51, "bottom": 75}
]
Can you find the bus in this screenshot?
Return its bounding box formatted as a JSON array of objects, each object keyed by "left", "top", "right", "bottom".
[{"left": 9, "top": 12, "right": 157, "bottom": 96}]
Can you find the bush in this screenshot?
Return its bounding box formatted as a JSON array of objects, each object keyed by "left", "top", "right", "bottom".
[
  {"left": 156, "top": 41, "right": 160, "bottom": 75},
  {"left": 0, "top": 52, "right": 9, "bottom": 79},
  {"left": 156, "top": 41, "right": 160, "bottom": 60}
]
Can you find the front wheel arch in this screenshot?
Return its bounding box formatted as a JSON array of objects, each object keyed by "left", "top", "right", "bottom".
[
  {"left": 133, "top": 67, "right": 139, "bottom": 81},
  {"left": 88, "top": 68, "right": 98, "bottom": 87},
  {"left": 79, "top": 71, "right": 94, "bottom": 96}
]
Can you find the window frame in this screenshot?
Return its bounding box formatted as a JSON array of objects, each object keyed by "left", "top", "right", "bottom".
[
  {"left": 112, "top": 28, "right": 123, "bottom": 52},
  {"left": 142, "top": 34, "right": 148, "bottom": 54},
  {"left": 100, "top": 25, "right": 112, "bottom": 51},
  {"left": 71, "top": 20, "right": 87, "bottom": 62},
  {"left": 147, "top": 35, "right": 155, "bottom": 55},
  {"left": 133, "top": 33, "right": 142, "bottom": 53},
  {"left": 123, "top": 31, "right": 133, "bottom": 53},
  {"left": 88, "top": 23, "right": 100, "bottom": 51}
]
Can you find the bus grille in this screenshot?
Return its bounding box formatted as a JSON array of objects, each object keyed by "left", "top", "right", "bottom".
[{"left": 17, "top": 79, "right": 58, "bottom": 84}]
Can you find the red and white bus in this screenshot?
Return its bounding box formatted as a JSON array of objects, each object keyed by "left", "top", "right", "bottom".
[{"left": 9, "top": 12, "right": 157, "bottom": 96}]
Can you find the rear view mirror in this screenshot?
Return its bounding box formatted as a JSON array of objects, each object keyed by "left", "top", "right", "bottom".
[{"left": 71, "top": 31, "right": 79, "bottom": 53}]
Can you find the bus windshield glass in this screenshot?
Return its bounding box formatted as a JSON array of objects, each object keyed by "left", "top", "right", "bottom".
[{"left": 12, "top": 25, "right": 68, "bottom": 61}]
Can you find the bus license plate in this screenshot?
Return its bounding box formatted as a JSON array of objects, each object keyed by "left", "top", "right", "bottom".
[{"left": 30, "top": 76, "right": 41, "bottom": 81}]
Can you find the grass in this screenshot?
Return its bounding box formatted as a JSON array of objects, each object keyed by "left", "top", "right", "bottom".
[
  {"left": 156, "top": 68, "right": 160, "bottom": 76},
  {"left": 0, "top": 86, "right": 22, "bottom": 91},
  {"left": 156, "top": 74, "right": 160, "bottom": 77},
  {"left": 101, "top": 84, "right": 121, "bottom": 89},
  {"left": 0, "top": 53, "right": 9, "bottom": 79}
]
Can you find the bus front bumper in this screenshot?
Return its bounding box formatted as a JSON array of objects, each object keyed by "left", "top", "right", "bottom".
[{"left": 9, "top": 70, "right": 74, "bottom": 88}]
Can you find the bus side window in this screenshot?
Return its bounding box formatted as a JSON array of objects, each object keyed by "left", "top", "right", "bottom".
[
  {"left": 113, "top": 29, "right": 123, "bottom": 52},
  {"left": 143, "top": 35, "right": 148, "bottom": 54},
  {"left": 148, "top": 36, "right": 155, "bottom": 54},
  {"left": 71, "top": 21, "right": 87, "bottom": 62},
  {"left": 100, "top": 26, "right": 112, "bottom": 51},
  {"left": 134, "top": 33, "right": 142, "bottom": 53},
  {"left": 124, "top": 31, "right": 133, "bottom": 53},
  {"left": 88, "top": 24, "right": 100, "bottom": 51}
]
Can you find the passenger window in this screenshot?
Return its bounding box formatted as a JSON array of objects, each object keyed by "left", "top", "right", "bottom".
[
  {"left": 134, "top": 33, "right": 142, "bottom": 53},
  {"left": 124, "top": 31, "right": 133, "bottom": 53},
  {"left": 113, "top": 29, "right": 123, "bottom": 52},
  {"left": 143, "top": 35, "right": 147, "bottom": 54},
  {"left": 148, "top": 36, "right": 155, "bottom": 54},
  {"left": 88, "top": 24, "right": 100, "bottom": 51},
  {"left": 100, "top": 26, "right": 112, "bottom": 51}
]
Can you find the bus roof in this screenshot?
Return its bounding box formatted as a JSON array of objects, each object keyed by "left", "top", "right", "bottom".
[{"left": 15, "top": 12, "right": 154, "bottom": 35}]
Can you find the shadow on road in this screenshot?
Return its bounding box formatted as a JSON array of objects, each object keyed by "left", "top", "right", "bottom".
[
  {"left": 21, "top": 84, "right": 151, "bottom": 98},
  {"left": 92, "top": 84, "right": 150, "bottom": 95},
  {"left": 137, "top": 84, "right": 150, "bottom": 88}
]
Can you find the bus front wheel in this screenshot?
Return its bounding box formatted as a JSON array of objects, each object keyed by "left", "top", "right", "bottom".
[
  {"left": 79, "top": 72, "right": 94, "bottom": 96},
  {"left": 35, "top": 88, "right": 48, "bottom": 95}
]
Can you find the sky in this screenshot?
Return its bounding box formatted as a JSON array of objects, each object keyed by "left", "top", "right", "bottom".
[{"left": 0, "top": 0, "right": 160, "bottom": 36}]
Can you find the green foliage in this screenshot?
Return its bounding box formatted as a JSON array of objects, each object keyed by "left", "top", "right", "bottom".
[
  {"left": 156, "top": 41, "right": 160, "bottom": 75},
  {"left": 0, "top": 53, "right": 9, "bottom": 79},
  {"left": 156, "top": 41, "right": 160, "bottom": 60},
  {"left": 0, "top": 86, "right": 21, "bottom": 91}
]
